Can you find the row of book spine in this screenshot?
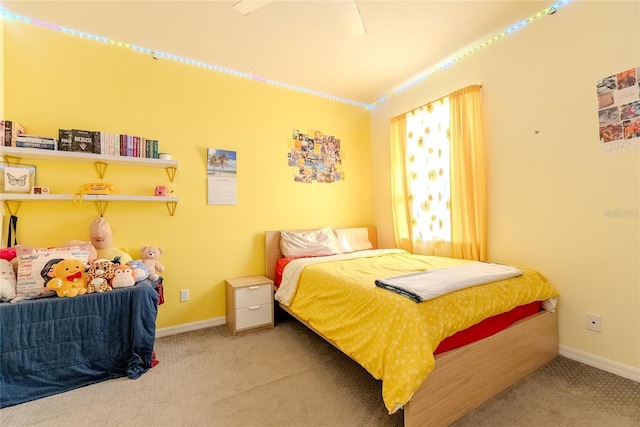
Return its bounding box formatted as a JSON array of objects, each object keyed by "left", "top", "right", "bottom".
[
  {"left": 2, "top": 122, "right": 162, "bottom": 158},
  {"left": 15, "top": 134, "right": 160, "bottom": 158},
  {"left": 99, "top": 133, "right": 159, "bottom": 158}
]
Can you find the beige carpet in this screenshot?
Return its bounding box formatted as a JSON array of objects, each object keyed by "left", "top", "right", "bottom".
[{"left": 1, "top": 315, "right": 639, "bottom": 427}]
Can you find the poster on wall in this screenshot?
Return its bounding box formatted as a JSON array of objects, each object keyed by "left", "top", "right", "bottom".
[
  {"left": 207, "top": 148, "right": 237, "bottom": 205},
  {"left": 597, "top": 66, "right": 639, "bottom": 154},
  {"left": 288, "top": 128, "right": 344, "bottom": 183}
]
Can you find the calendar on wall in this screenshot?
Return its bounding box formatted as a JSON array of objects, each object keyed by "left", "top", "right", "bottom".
[
  {"left": 207, "top": 148, "right": 237, "bottom": 205},
  {"left": 597, "top": 66, "right": 639, "bottom": 154}
]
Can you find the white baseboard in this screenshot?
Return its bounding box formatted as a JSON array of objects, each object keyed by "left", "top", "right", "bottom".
[
  {"left": 155, "top": 316, "right": 225, "bottom": 338},
  {"left": 560, "top": 345, "right": 640, "bottom": 383}
]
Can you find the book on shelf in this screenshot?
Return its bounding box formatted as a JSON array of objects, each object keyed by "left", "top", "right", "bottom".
[
  {"left": 126, "top": 135, "right": 133, "bottom": 157},
  {"left": 133, "top": 136, "right": 140, "bottom": 157},
  {"left": 113, "top": 133, "right": 120, "bottom": 156},
  {"left": 58, "top": 129, "right": 72, "bottom": 151},
  {"left": 146, "top": 139, "right": 159, "bottom": 158},
  {"left": 120, "top": 134, "right": 126, "bottom": 157},
  {"left": 2, "top": 120, "right": 26, "bottom": 147},
  {"left": 16, "top": 134, "right": 56, "bottom": 143},
  {"left": 15, "top": 135, "right": 57, "bottom": 150},
  {"left": 15, "top": 141, "right": 56, "bottom": 150},
  {"left": 100, "top": 131, "right": 106, "bottom": 156},
  {"left": 70, "top": 129, "right": 100, "bottom": 154},
  {"left": 98, "top": 131, "right": 114, "bottom": 156}
]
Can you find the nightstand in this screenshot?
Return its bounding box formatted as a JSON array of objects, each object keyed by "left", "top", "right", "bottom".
[{"left": 225, "top": 276, "right": 274, "bottom": 336}]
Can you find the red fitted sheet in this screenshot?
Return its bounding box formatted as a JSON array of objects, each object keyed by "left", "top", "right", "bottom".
[
  {"left": 275, "top": 257, "right": 543, "bottom": 354},
  {"left": 433, "top": 300, "right": 541, "bottom": 354}
]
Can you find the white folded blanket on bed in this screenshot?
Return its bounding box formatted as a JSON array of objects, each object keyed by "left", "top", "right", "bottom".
[{"left": 375, "top": 261, "right": 523, "bottom": 303}]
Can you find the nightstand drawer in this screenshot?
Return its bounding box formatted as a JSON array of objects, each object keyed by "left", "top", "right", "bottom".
[
  {"left": 235, "top": 284, "right": 271, "bottom": 308},
  {"left": 236, "top": 303, "right": 272, "bottom": 330},
  {"left": 226, "top": 276, "right": 274, "bottom": 336}
]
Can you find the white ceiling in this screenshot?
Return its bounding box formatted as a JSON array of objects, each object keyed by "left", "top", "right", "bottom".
[{"left": 2, "top": 0, "right": 561, "bottom": 106}]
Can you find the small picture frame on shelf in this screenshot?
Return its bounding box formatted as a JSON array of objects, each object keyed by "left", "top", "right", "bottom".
[
  {"left": 0, "top": 162, "right": 36, "bottom": 193},
  {"left": 31, "top": 186, "right": 50, "bottom": 195}
]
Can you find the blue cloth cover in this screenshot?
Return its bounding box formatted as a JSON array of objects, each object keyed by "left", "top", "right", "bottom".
[{"left": 0, "top": 280, "right": 158, "bottom": 408}]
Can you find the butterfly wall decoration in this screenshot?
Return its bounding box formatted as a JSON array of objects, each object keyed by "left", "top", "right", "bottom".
[{"left": 0, "top": 163, "right": 36, "bottom": 193}]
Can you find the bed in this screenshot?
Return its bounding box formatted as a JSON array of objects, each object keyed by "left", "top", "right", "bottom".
[
  {"left": 265, "top": 226, "right": 559, "bottom": 427},
  {"left": 0, "top": 280, "right": 159, "bottom": 408}
]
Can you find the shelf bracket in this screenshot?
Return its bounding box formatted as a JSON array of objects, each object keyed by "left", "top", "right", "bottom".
[
  {"left": 94, "top": 161, "right": 108, "bottom": 179},
  {"left": 95, "top": 200, "right": 109, "bottom": 216},
  {"left": 165, "top": 166, "right": 177, "bottom": 182},
  {"left": 166, "top": 201, "right": 177, "bottom": 216},
  {"left": 3, "top": 200, "right": 22, "bottom": 216},
  {"left": 2, "top": 155, "right": 23, "bottom": 166}
]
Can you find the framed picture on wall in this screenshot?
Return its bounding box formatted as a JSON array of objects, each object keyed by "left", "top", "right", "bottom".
[{"left": 0, "top": 162, "right": 36, "bottom": 193}]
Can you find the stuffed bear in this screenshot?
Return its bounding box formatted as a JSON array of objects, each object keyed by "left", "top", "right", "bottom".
[
  {"left": 0, "top": 259, "right": 17, "bottom": 302},
  {"left": 110, "top": 263, "right": 136, "bottom": 288},
  {"left": 87, "top": 259, "right": 115, "bottom": 293},
  {"left": 45, "top": 259, "right": 88, "bottom": 297},
  {"left": 138, "top": 246, "right": 164, "bottom": 281},
  {"left": 127, "top": 260, "right": 150, "bottom": 282}
]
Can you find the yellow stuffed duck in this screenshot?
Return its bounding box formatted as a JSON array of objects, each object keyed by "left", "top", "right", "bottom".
[{"left": 45, "top": 259, "right": 89, "bottom": 297}]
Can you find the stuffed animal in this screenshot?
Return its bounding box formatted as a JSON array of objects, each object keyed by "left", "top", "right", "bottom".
[
  {"left": 89, "top": 216, "right": 132, "bottom": 264},
  {"left": 138, "top": 246, "right": 165, "bottom": 281},
  {"left": 87, "top": 259, "right": 115, "bottom": 293},
  {"left": 45, "top": 259, "right": 88, "bottom": 297},
  {"left": 0, "top": 259, "right": 17, "bottom": 302},
  {"left": 111, "top": 263, "right": 136, "bottom": 288},
  {"left": 127, "top": 260, "right": 150, "bottom": 282}
]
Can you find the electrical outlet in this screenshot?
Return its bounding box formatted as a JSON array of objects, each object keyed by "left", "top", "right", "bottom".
[
  {"left": 586, "top": 313, "right": 601, "bottom": 332},
  {"left": 180, "top": 289, "right": 189, "bottom": 302}
]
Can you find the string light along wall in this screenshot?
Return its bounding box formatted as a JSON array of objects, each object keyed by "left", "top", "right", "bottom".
[
  {"left": 370, "top": 0, "right": 569, "bottom": 106},
  {"left": 0, "top": 1, "right": 569, "bottom": 110}
]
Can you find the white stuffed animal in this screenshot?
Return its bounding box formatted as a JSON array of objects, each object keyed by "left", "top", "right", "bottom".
[{"left": 0, "top": 259, "right": 17, "bottom": 302}]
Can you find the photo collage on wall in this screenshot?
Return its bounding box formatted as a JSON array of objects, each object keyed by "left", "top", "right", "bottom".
[
  {"left": 288, "top": 128, "right": 344, "bottom": 183},
  {"left": 597, "top": 66, "right": 639, "bottom": 154}
]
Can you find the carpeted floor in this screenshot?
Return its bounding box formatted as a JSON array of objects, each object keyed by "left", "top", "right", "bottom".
[{"left": 1, "top": 315, "right": 638, "bottom": 426}]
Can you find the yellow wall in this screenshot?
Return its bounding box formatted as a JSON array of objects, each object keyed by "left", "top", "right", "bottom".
[
  {"left": 371, "top": 1, "right": 639, "bottom": 371},
  {"left": 2, "top": 20, "right": 372, "bottom": 329}
]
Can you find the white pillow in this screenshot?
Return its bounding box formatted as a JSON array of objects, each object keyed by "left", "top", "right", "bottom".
[
  {"left": 280, "top": 227, "right": 342, "bottom": 257},
  {"left": 335, "top": 227, "right": 373, "bottom": 253},
  {"left": 12, "top": 244, "right": 90, "bottom": 302}
]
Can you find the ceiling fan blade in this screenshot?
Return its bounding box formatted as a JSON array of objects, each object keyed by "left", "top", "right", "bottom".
[
  {"left": 331, "top": 0, "right": 366, "bottom": 40},
  {"left": 233, "top": 0, "right": 273, "bottom": 16}
]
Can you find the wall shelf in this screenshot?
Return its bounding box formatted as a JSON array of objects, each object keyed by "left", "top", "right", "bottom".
[
  {"left": 1, "top": 194, "right": 179, "bottom": 216},
  {"left": 0, "top": 146, "right": 179, "bottom": 216},
  {"left": 0, "top": 194, "right": 179, "bottom": 202},
  {"left": 1, "top": 146, "right": 178, "bottom": 181}
]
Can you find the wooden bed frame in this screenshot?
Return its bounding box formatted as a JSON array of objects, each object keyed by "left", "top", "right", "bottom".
[{"left": 265, "top": 227, "right": 558, "bottom": 427}]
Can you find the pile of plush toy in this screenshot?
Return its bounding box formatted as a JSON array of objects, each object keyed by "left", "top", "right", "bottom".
[{"left": 0, "top": 215, "right": 165, "bottom": 302}]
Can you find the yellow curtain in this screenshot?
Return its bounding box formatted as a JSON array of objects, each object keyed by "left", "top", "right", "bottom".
[
  {"left": 389, "top": 115, "right": 413, "bottom": 252},
  {"left": 389, "top": 85, "right": 486, "bottom": 260},
  {"left": 449, "top": 85, "right": 487, "bottom": 260}
]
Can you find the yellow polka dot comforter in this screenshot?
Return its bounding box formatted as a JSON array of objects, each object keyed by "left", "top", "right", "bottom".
[{"left": 275, "top": 249, "right": 558, "bottom": 414}]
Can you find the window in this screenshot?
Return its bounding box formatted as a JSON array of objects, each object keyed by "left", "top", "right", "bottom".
[{"left": 390, "top": 85, "right": 487, "bottom": 260}]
